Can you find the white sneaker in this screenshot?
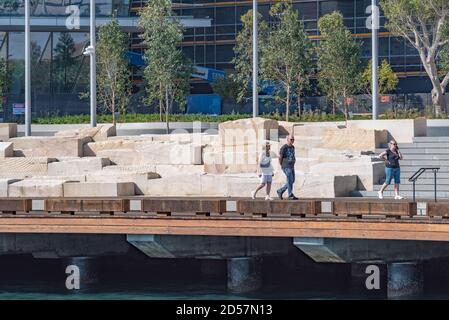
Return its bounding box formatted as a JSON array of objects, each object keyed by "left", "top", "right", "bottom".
[
  {"left": 378, "top": 191, "right": 383, "bottom": 199},
  {"left": 265, "top": 195, "right": 273, "bottom": 201},
  {"left": 251, "top": 191, "right": 256, "bottom": 199},
  {"left": 395, "top": 195, "right": 403, "bottom": 200}
]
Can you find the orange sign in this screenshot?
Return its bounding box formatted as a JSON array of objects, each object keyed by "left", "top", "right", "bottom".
[{"left": 381, "top": 95, "right": 391, "bottom": 103}]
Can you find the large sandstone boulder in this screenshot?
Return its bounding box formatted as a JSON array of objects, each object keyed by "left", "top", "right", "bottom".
[
  {"left": 8, "top": 179, "right": 76, "bottom": 197},
  {"left": 219, "top": 117, "right": 279, "bottom": 147},
  {"left": 0, "top": 178, "right": 21, "bottom": 197},
  {"left": 10, "top": 136, "right": 91, "bottom": 157},
  {"left": 85, "top": 141, "right": 202, "bottom": 165},
  {"left": 0, "top": 157, "right": 57, "bottom": 178},
  {"left": 47, "top": 157, "right": 111, "bottom": 176},
  {"left": 86, "top": 170, "right": 160, "bottom": 195},
  {"left": 309, "top": 161, "right": 384, "bottom": 191},
  {"left": 63, "top": 182, "right": 135, "bottom": 197},
  {"left": 0, "top": 142, "right": 13, "bottom": 158},
  {"left": 145, "top": 172, "right": 357, "bottom": 198},
  {"left": 0, "top": 123, "right": 17, "bottom": 141},
  {"left": 294, "top": 126, "right": 387, "bottom": 151},
  {"left": 55, "top": 124, "right": 116, "bottom": 141}
]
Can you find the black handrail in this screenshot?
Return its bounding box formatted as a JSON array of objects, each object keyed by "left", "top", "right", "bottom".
[{"left": 408, "top": 167, "right": 440, "bottom": 202}]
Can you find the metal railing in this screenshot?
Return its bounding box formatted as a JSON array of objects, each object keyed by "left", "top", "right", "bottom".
[{"left": 408, "top": 167, "right": 440, "bottom": 202}]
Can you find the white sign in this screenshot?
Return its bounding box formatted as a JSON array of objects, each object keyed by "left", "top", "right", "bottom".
[{"left": 12, "top": 103, "right": 25, "bottom": 115}]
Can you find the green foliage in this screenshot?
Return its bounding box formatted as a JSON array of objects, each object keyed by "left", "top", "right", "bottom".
[
  {"left": 317, "top": 12, "right": 361, "bottom": 121},
  {"left": 96, "top": 18, "right": 131, "bottom": 124},
  {"left": 0, "top": 57, "right": 7, "bottom": 113},
  {"left": 380, "top": 0, "right": 449, "bottom": 114},
  {"left": 231, "top": 9, "right": 268, "bottom": 103},
  {"left": 211, "top": 75, "right": 240, "bottom": 105},
  {"left": 361, "top": 59, "right": 399, "bottom": 96},
  {"left": 139, "top": 0, "right": 193, "bottom": 132},
  {"left": 261, "top": 1, "right": 313, "bottom": 121},
  {"left": 53, "top": 32, "right": 76, "bottom": 91}
]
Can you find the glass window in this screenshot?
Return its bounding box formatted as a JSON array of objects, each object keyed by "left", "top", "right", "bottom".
[
  {"left": 294, "top": 2, "right": 318, "bottom": 20},
  {"left": 320, "top": 0, "right": 355, "bottom": 17},
  {"left": 215, "top": 7, "right": 235, "bottom": 25}
]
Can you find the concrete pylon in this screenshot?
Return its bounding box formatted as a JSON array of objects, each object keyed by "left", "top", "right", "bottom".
[
  {"left": 227, "top": 257, "right": 262, "bottom": 294},
  {"left": 387, "top": 262, "right": 424, "bottom": 298}
]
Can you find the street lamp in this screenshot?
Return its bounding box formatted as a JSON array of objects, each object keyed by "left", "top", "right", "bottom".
[
  {"left": 25, "top": 0, "right": 31, "bottom": 136},
  {"left": 84, "top": 0, "right": 97, "bottom": 127},
  {"left": 371, "top": 0, "right": 379, "bottom": 120},
  {"left": 252, "top": 0, "right": 258, "bottom": 118}
]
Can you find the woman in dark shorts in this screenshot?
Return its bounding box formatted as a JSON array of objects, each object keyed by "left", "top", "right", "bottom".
[{"left": 378, "top": 140, "right": 403, "bottom": 200}]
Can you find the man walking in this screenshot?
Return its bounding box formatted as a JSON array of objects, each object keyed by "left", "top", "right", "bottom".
[{"left": 277, "top": 135, "right": 298, "bottom": 200}]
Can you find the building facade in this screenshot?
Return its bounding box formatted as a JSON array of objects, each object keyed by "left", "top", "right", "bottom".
[{"left": 0, "top": 0, "right": 435, "bottom": 119}]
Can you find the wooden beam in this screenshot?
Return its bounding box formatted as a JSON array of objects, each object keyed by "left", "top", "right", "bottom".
[
  {"left": 237, "top": 200, "right": 321, "bottom": 216},
  {"left": 142, "top": 199, "right": 227, "bottom": 215},
  {"left": 44, "top": 199, "right": 130, "bottom": 213},
  {"left": 332, "top": 201, "right": 417, "bottom": 217},
  {"left": 1, "top": 216, "right": 449, "bottom": 241},
  {"left": 0, "top": 199, "right": 32, "bottom": 213}
]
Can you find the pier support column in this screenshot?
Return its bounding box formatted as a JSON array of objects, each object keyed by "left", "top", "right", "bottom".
[
  {"left": 387, "top": 262, "right": 423, "bottom": 298},
  {"left": 63, "top": 257, "right": 100, "bottom": 289},
  {"left": 227, "top": 257, "right": 262, "bottom": 294}
]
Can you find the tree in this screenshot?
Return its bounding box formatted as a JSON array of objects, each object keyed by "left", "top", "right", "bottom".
[
  {"left": 0, "top": 57, "right": 7, "bottom": 114},
  {"left": 211, "top": 75, "right": 240, "bottom": 108},
  {"left": 96, "top": 19, "right": 131, "bottom": 125},
  {"left": 380, "top": 0, "right": 449, "bottom": 115},
  {"left": 362, "top": 59, "right": 399, "bottom": 97},
  {"left": 317, "top": 12, "right": 361, "bottom": 121},
  {"left": 231, "top": 9, "right": 268, "bottom": 103},
  {"left": 139, "top": 0, "right": 192, "bottom": 133},
  {"left": 261, "top": 1, "right": 312, "bottom": 121},
  {"left": 53, "top": 32, "right": 76, "bottom": 91}
]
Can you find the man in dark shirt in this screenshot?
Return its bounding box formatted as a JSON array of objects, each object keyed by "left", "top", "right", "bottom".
[{"left": 277, "top": 135, "right": 298, "bottom": 200}]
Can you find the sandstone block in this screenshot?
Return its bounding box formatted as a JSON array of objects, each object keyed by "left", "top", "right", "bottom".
[
  {"left": 48, "top": 157, "right": 111, "bottom": 176},
  {"left": 8, "top": 179, "right": 74, "bottom": 197},
  {"left": 86, "top": 171, "right": 160, "bottom": 195},
  {"left": 219, "top": 117, "right": 279, "bottom": 147},
  {"left": 0, "top": 157, "right": 57, "bottom": 178},
  {"left": 0, "top": 123, "right": 17, "bottom": 141},
  {"left": 0, "top": 142, "right": 13, "bottom": 158},
  {"left": 10, "top": 136, "right": 91, "bottom": 157},
  {"left": 0, "top": 178, "right": 22, "bottom": 197},
  {"left": 55, "top": 124, "right": 116, "bottom": 141},
  {"left": 63, "top": 182, "right": 135, "bottom": 197}
]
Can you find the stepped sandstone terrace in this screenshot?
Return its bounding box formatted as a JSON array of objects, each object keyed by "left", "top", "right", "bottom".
[{"left": 0, "top": 118, "right": 429, "bottom": 199}]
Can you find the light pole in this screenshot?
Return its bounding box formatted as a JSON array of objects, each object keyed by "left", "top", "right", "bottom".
[
  {"left": 84, "top": 0, "right": 97, "bottom": 127},
  {"left": 25, "top": 0, "right": 31, "bottom": 136},
  {"left": 371, "top": 0, "right": 379, "bottom": 120},
  {"left": 252, "top": 0, "right": 258, "bottom": 118}
]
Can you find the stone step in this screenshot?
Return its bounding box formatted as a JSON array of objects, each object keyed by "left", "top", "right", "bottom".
[
  {"left": 373, "top": 184, "right": 449, "bottom": 191},
  {"left": 413, "top": 137, "right": 449, "bottom": 142},
  {"left": 399, "top": 142, "right": 449, "bottom": 148},
  {"left": 354, "top": 190, "right": 449, "bottom": 199},
  {"left": 400, "top": 154, "right": 449, "bottom": 160},
  {"left": 400, "top": 160, "right": 449, "bottom": 166}
]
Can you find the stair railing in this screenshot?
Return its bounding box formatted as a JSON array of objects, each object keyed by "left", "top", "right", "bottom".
[{"left": 408, "top": 167, "right": 440, "bottom": 202}]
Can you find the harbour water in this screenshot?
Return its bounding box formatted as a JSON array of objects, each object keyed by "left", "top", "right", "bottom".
[{"left": 1, "top": 254, "right": 449, "bottom": 300}]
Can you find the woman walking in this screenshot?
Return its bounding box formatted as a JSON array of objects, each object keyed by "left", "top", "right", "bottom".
[
  {"left": 251, "top": 142, "right": 274, "bottom": 201},
  {"left": 378, "top": 140, "right": 403, "bottom": 200}
]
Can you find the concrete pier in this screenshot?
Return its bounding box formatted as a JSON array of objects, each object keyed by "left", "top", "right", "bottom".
[
  {"left": 387, "top": 262, "right": 424, "bottom": 298},
  {"left": 227, "top": 257, "right": 262, "bottom": 294}
]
